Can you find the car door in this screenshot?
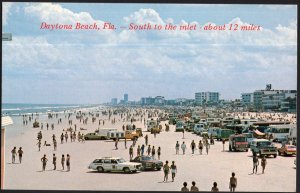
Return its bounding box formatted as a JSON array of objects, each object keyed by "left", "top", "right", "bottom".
[
  {"left": 92, "top": 159, "right": 103, "bottom": 169},
  {"left": 111, "top": 159, "right": 118, "bottom": 171},
  {"left": 103, "top": 159, "right": 112, "bottom": 171}
]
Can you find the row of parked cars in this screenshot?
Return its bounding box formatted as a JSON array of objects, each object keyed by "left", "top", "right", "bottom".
[{"left": 88, "top": 155, "right": 163, "bottom": 173}]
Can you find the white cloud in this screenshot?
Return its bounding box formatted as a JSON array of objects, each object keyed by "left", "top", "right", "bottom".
[{"left": 2, "top": 2, "right": 13, "bottom": 26}]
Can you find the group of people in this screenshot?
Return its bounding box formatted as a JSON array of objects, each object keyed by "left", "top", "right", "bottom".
[
  {"left": 11, "top": 147, "right": 23, "bottom": 164},
  {"left": 175, "top": 140, "right": 210, "bottom": 155},
  {"left": 162, "top": 160, "right": 177, "bottom": 182},
  {"left": 128, "top": 144, "right": 161, "bottom": 160},
  {"left": 180, "top": 172, "right": 237, "bottom": 192},
  {"left": 40, "top": 154, "right": 71, "bottom": 171},
  {"left": 252, "top": 154, "right": 267, "bottom": 174}
]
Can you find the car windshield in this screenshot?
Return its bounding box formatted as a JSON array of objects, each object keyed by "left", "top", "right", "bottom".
[
  {"left": 235, "top": 137, "right": 246, "bottom": 142},
  {"left": 258, "top": 141, "right": 271, "bottom": 147},
  {"left": 116, "top": 158, "right": 126, "bottom": 163},
  {"left": 142, "top": 156, "right": 153, "bottom": 161}
]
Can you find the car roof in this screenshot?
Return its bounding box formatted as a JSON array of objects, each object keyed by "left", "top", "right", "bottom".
[
  {"left": 252, "top": 139, "right": 270, "bottom": 142},
  {"left": 96, "top": 157, "right": 123, "bottom": 159}
]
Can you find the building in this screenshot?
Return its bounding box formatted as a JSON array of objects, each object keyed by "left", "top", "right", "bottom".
[
  {"left": 124, "top": 94, "right": 128, "bottom": 103},
  {"left": 241, "top": 93, "right": 254, "bottom": 105},
  {"left": 140, "top": 97, "right": 155, "bottom": 105},
  {"left": 154, "top": 96, "right": 165, "bottom": 105},
  {"left": 111, "top": 98, "right": 118, "bottom": 105},
  {"left": 252, "top": 84, "right": 297, "bottom": 112},
  {"left": 195, "top": 92, "right": 219, "bottom": 105}
]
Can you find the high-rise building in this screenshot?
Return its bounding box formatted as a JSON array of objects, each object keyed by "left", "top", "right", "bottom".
[
  {"left": 195, "top": 92, "right": 219, "bottom": 105},
  {"left": 241, "top": 93, "right": 254, "bottom": 105},
  {"left": 124, "top": 94, "right": 128, "bottom": 102},
  {"left": 111, "top": 98, "right": 118, "bottom": 105}
]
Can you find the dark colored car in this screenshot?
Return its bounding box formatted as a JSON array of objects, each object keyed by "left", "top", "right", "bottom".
[{"left": 130, "top": 156, "right": 163, "bottom": 171}]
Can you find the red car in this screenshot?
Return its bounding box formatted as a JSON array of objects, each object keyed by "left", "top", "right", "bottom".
[{"left": 277, "top": 144, "right": 296, "bottom": 156}]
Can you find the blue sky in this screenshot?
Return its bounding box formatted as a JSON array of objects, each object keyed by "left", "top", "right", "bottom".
[{"left": 2, "top": 3, "right": 297, "bottom": 104}]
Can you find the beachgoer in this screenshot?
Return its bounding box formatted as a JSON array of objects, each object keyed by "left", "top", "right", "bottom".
[
  {"left": 211, "top": 182, "right": 219, "bottom": 192},
  {"left": 115, "top": 138, "right": 119, "bottom": 150},
  {"left": 191, "top": 140, "right": 196, "bottom": 154},
  {"left": 175, "top": 141, "right": 180, "bottom": 154},
  {"left": 181, "top": 142, "right": 187, "bottom": 155},
  {"left": 171, "top": 161, "right": 177, "bottom": 182},
  {"left": 151, "top": 146, "right": 156, "bottom": 159},
  {"left": 37, "top": 140, "right": 41, "bottom": 151},
  {"left": 181, "top": 182, "right": 189, "bottom": 191},
  {"left": 61, "top": 154, "right": 65, "bottom": 170},
  {"left": 65, "top": 132, "right": 68, "bottom": 143},
  {"left": 261, "top": 155, "right": 267, "bottom": 174},
  {"left": 60, "top": 133, "right": 64, "bottom": 144},
  {"left": 66, "top": 154, "right": 70, "bottom": 171},
  {"left": 147, "top": 145, "right": 151, "bottom": 156},
  {"left": 41, "top": 154, "right": 48, "bottom": 171},
  {"left": 205, "top": 142, "right": 210, "bottom": 155},
  {"left": 157, "top": 147, "right": 161, "bottom": 160},
  {"left": 182, "top": 129, "right": 185, "bottom": 139},
  {"left": 163, "top": 161, "right": 170, "bottom": 182},
  {"left": 145, "top": 135, "right": 148, "bottom": 146},
  {"left": 18, "top": 147, "right": 23, "bottom": 164},
  {"left": 199, "top": 140, "right": 203, "bottom": 155},
  {"left": 222, "top": 139, "right": 225, "bottom": 151},
  {"left": 129, "top": 145, "right": 133, "bottom": 160},
  {"left": 229, "top": 172, "right": 237, "bottom": 192},
  {"left": 141, "top": 144, "right": 145, "bottom": 155},
  {"left": 137, "top": 145, "right": 141, "bottom": 156},
  {"left": 11, "top": 147, "right": 17, "bottom": 164},
  {"left": 53, "top": 154, "right": 57, "bottom": 170},
  {"left": 190, "top": 181, "right": 199, "bottom": 192},
  {"left": 253, "top": 155, "right": 259, "bottom": 174}
]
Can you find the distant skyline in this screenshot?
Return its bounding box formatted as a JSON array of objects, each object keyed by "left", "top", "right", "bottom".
[{"left": 2, "top": 3, "right": 297, "bottom": 104}]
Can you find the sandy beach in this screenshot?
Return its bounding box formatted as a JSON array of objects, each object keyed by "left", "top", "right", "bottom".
[{"left": 3, "top": 107, "right": 296, "bottom": 191}]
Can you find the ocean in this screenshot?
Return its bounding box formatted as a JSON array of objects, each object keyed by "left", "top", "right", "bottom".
[{"left": 1, "top": 103, "right": 96, "bottom": 116}]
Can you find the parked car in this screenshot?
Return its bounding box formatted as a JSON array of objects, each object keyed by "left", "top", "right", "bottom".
[
  {"left": 277, "top": 144, "right": 296, "bottom": 156},
  {"left": 193, "top": 123, "right": 206, "bottom": 135},
  {"left": 88, "top": 157, "right": 142, "bottom": 173},
  {"left": 228, "top": 134, "right": 249, "bottom": 152},
  {"left": 130, "top": 155, "right": 163, "bottom": 171},
  {"left": 250, "top": 139, "right": 277, "bottom": 158},
  {"left": 175, "top": 121, "right": 185, "bottom": 132},
  {"left": 84, "top": 132, "right": 105, "bottom": 140},
  {"left": 216, "top": 129, "right": 235, "bottom": 141}
]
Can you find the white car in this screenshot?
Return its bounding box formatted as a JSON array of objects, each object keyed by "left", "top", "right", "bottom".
[{"left": 88, "top": 157, "right": 142, "bottom": 173}]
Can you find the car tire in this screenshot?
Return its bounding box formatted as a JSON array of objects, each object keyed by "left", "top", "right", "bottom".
[
  {"left": 97, "top": 166, "right": 104, "bottom": 173},
  {"left": 274, "top": 154, "right": 277, "bottom": 158},
  {"left": 123, "top": 167, "right": 131, "bottom": 173},
  {"left": 156, "top": 167, "right": 162, "bottom": 171},
  {"left": 100, "top": 137, "right": 105, "bottom": 140},
  {"left": 229, "top": 145, "right": 232, "bottom": 152},
  {"left": 85, "top": 137, "right": 89, "bottom": 140}
]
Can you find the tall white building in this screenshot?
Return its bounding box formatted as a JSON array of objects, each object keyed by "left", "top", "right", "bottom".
[{"left": 195, "top": 92, "right": 219, "bottom": 105}]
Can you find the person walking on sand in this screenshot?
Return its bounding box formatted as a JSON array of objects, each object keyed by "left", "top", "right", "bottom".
[
  {"left": 175, "top": 141, "right": 180, "bottom": 154},
  {"left": 53, "top": 154, "right": 57, "bottom": 170},
  {"left": 41, "top": 154, "right": 48, "bottom": 171},
  {"left": 181, "top": 142, "right": 187, "bottom": 155},
  {"left": 211, "top": 182, "right": 219, "bottom": 192},
  {"left": 18, "top": 147, "right": 23, "bottom": 164},
  {"left": 151, "top": 146, "right": 156, "bottom": 159},
  {"left": 157, "top": 147, "right": 161, "bottom": 160},
  {"left": 261, "top": 155, "right": 267, "bottom": 174},
  {"left": 66, "top": 154, "right": 70, "bottom": 171},
  {"left": 163, "top": 161, "right": 170, "bottom": 182},
  {"left": 141, "top": 144, "right": 145, "bottom": 156},
  {"left": 124, "top": 138, "right": 127, "bottom": 149},
  {"left": 190, "top": 181, "right": 199, "bottom": 192},
  {"left": 229, "top": 172, "right": 237, "bottom": 192},
  {"left": 170, "top": 161, "right": 177, "bottom": 182},
  {"left": 205, "top": 141, "right": 210, "bottom": 155},
  {"left": 147, "top": 145, "right": 151, "bottom": 156},
  {"left": 182, "top": 129, "right": 185, "bottom": 139},
  {"left": 37, "top": 140, "right": 41, "bottom": 151},
  {"left": 115, "top": 138, "right": 119, "bottom": 150},
  {"left": 53, "top": 139, "right": 57, "bottom": 151},
  {"left": 199, "top": 140, "right": 203, "bottom": 155},
  {"left": 181, "top": 182, "right": 189, "bottom": 191},
  {"left": 129, "top": 145, "right": 133, "bottom": 160},
  {"left": 190, "top": 140, "right": 196, "bottom": 154},
  {"left": 137, "top": 145, "right": 141, "bottom": 156},
  {"left": 222, "top": 139, "right": 225, "bottom": 151},
  {"left": 61, "top": 154, "right": 65, "bottom": 170},
  {"left": 65, "top": 132, "right": 68, "bottom": 143},
  {"left": 145, "top": 135, "right": 148, "bottom": 146},
  {"left": 252, "top": 154, "right": 259, "bottom": 174},
  {"left": 60, "top": 133, "right": 64, "bottom": 144}
]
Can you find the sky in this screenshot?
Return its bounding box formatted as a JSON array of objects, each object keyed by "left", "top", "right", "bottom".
[{"left": 2, "top": 3, "right": 297, "bottom": 104}]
